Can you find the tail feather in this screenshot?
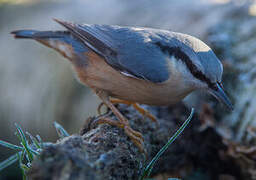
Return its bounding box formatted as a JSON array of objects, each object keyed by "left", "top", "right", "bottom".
[
  {"left": 11, "top": 29, "right": 89, "bottom": 63},
  {"left": 11, "top": 30, "right": 70, "bottom": 39},
  {"left": 11, "top": 30, "right": 39, "bottom": 39}
]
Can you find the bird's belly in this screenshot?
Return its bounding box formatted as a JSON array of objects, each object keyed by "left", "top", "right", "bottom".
[
  {"left": 111, "top": 83, "right": 189, "bottom": 106},
  {"left": 74, "top": 52, "right": 193, "bottom": 106}
]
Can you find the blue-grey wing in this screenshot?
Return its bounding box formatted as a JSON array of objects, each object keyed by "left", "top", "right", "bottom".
[{"left": 54, "top": 19, "right": 170, "bottom": 83}]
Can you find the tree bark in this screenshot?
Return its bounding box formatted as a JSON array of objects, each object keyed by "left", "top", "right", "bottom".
[{"left": 27, "top": 103, "right": 242, "bottom": 180}]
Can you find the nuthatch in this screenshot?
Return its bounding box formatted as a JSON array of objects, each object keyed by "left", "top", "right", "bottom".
[{"left": 11, "top": 19, "right": 233, "bottom": 152}]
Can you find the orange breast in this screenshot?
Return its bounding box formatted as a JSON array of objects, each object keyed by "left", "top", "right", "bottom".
[{"left": 73, "top": 51, "right": 194, "bottom": 105}]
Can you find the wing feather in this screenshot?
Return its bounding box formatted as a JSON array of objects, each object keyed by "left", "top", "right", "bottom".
[{"left": 54, "top": 19, "right": 170, "bottom": 83}]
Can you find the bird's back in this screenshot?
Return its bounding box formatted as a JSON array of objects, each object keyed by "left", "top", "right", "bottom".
[{"left": 72, "top": 24, "right": 223, "bottom": 84}]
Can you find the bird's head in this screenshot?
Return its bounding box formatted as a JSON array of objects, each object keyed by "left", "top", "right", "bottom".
[
  {"left": 160, "top": 33, "right": 233, "bottom": 110},
  {"left": 195, "top": 50, "right": 233, "bottom": 111},
  {"left": 177, "top": 34, "right": 233, "bottom": 111}
]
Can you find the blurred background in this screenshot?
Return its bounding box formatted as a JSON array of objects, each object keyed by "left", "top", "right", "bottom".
[{"left": 1, "top": 0, "right": 256, "bottom": 179}]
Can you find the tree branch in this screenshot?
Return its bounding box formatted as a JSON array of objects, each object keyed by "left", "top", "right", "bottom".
[{"left": 27, "top": 103, "right": 241, "bottom": 180}]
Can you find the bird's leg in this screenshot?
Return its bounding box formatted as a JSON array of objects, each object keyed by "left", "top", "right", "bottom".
[
  {"left": 98, "top": 98, "right": 157, "bottom": 123},
  {"left": 94, "top": 90, "right": 144, "bottom": 152},
  {"left": 97, "top": 99, "right": 132, "bottom": 115}
]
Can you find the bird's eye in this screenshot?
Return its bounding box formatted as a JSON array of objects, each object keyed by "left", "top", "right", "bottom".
[
  {"left": 210, "top": 81, "right": 223, "bottom": 91},
  {"left": 210, "top": 82, "right": 218, "bottom": 91}
]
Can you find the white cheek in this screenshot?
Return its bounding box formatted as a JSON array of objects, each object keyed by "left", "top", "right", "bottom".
[
  {"left": 168, "top": 56, "right": 192, "bottom": 79},
  {"left": 192, "top": 79, "right": 207, "bottom": 89},
  {"left": 167, "top": 56, "right": 207, "bottom": 88}
]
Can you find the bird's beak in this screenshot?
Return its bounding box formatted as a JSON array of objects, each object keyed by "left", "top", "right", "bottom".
[{"left": 209, "top": 83, "right": 233, "bottom": 111}]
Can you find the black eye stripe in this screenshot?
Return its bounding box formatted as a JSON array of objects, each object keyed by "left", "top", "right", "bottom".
[
  {"left": 210, "top": 83, "right": 218, "bottom": 91},
  {"left": 154, "top": 42, "right": 214, "bottom": 87}
]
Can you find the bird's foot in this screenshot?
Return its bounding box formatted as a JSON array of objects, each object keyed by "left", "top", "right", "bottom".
[
  {"left": 97, "top": 98, "right": 157, "bottom": 123},
  {"left": 92, "top": 117, "right": 145, "bottom": 153},
  {"left": 132, "top": 103, "right": 157, "bottom": 123}
]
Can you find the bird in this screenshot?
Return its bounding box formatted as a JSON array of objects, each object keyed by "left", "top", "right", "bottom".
[{"left": 11, "top": 19, "right": 233, "bottom": 152}]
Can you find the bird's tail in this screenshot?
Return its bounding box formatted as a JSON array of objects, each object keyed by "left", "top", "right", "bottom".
[
  {"left": 11, "top": 30, "right": 71, "bottom": 40},
  {"left": 11, "top": 30, "right": 88, "bottom": 60},
  {"left": 11, "top": 30, "right": 40, "bottom": 39}
]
